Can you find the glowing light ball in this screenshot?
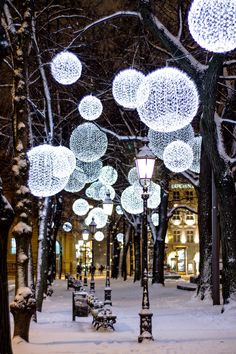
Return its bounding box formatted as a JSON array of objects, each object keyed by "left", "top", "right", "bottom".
[
  {"left": 136, "top": 67, "right": 199, "bottom": 132},
  {"left": 72, "top": 198, "right": 89, "bottom": 216},
  {"left": 69, "top": 123, "right": 108, "bottom": 162},
  {"left": 188, "top": 136, "right": 202, "bottom": 173},
  {"left": 85, "top": 181, "right": 104, "bottom": 200},
  {"left": 94, "top": 231, "right": 104, "bottom": 241},
  {"left": 151, "top": 213, "right": 159, "bottom": 226},
  {"left": 128, "top": 167, "right": 139, "bottom": 185},
  {"left": 85, "top": 207, "right": 108, "bottom": 229},
  {"left": 53, "top": 146, "right": 76, "bottom": 178},
  {"left": 148, "top": 124, "right": 194, "bottom": 159},
  {"left": 63, "top": 222, "right": 72, "bottom": 232},
  {"left": 27, "top": 145, "right": 70, "bottom": 197},
  {"left": 116, "top": 233, "right": 124, "bottom": 243},
  {"left": 78, "top": 95, "right": 103, "bottom": 121},
  {"left": 116, "top": 205, "right": 123, "bottom": 215},
  {"left": 163, "top": 140, "right": 193, "bottom": 173},
  {"left": 99, "top": 185, "right": 116, "bottom": 201},
  {"left": 188, "top": 0, "right": 236, "bottom": 53},
  {"left": 99, "top": 166, "right": 118, "bottom": 186},
  {"left": 112, "top": 68, "right": 145, "bottom": 109},
  {"left": 147, "top": 182, "right": 161, "bottom": 209},
  {"left": 76, "top": 159, "right": 102, "bottom": 183},
  {"left": 50, "top": 51, "right": 82, "bottom": 85},
  {"left": 121, "top": 185, "right": 143, "bottom": 215},
  {"left": 64, "top": 169, "right": 86, "bottom": 193}
]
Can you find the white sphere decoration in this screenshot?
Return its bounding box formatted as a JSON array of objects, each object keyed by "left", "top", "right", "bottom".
[
  {"left": 136, "top": 67, "right": 199, "bottom": 132},
  {"left": 63, "top": 222, "right": 72, "bottom": 232},
  {"left": 188, "top": 136, "right": 202, "bottom": 173},
  {"left": 27, "top": 145, "right": 70, "bottom": 197},
  {"left": 121, "top": 185, "right": 143, "bottom": 215},
  {"left": 151, "top": 213, "right": 159, "bottom": 227},
  {"left": 72, "top": 198, "right": 89, "bottom": 216},
  {"left": 78, "top": 95, "right": 103, "bottom": 121},
  {"left": 112, "top": 68, "right": 145, "bottom": 109},
  {"left": 85, "top": 207, "right": 108, "bottom": 229},
  {"left": 188, "top": 0, "right": 236, "bottom": 53},
  {"left": 116, "top": 205, "right": 123, "bottom": 215},
  {"left": 99, "top": 166, "right": 118, "bottom": 186},
  {"left": 76, "top": 159, "right": 103, "bottom": 183},
  {"left": 53, "top": 146, "right": 76, "bottom": 178},
  {"left": 94, "top": 231, "right": 104, "bottom": 242},
  {"left": 70, "top": 123, "right": 108, "bottom": 162},
  {"left": 85, "top": 181, "right": 104, "bottom": 200},
  {"left": 147, "top": 182, "right": 161, "bottom": 209},
  {"left": 64, "top": 169, "right": 86, "bottom": 193},
  {"left": 99, "top": 185, "right": 116, "bottom": 201},
  {"left": 116, "top": 233, "right": 124, "bottom": 243},
  {"left": 128, "top": 167, "right": 139, "bottom": 185},
  {"left": 148, "top": 124, "right": 194, "bottom": 159},
  {"left": 50, "top": 51, "right": 82, "bottom": 85},
  {"left": 163, "top": 140, "right": 193, "bottom": 173}
]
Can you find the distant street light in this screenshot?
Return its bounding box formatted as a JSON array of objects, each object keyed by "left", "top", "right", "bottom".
[{"left": 89, "top": 217, "right": 97, "bottom": 293}]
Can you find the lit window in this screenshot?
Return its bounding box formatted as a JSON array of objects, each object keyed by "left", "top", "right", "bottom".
[
  {"left": 185, "top": 211, "right": 195, "bottom": 225},
  {"left": 173, "top": 230, "right": 181, "bottom": 243},
  {"left": 186, "top": 230, "right": 194, "bottom": 243},
  {"left": 11, "top": 238, "right": 16, "bottom": 254}
]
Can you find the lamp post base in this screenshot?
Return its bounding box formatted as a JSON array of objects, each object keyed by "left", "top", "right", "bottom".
[
  {"left": 83, "top": 276, "right": 88, "bottom": 287},
  {"left": 90, "top": 279, "right": 95, "bottom": 293},
  {"left": 138, "top": 310, "right": 154, "bottom": 343},
  {"left": 104, "top": 286, "right": 112, "bottom": 306}
]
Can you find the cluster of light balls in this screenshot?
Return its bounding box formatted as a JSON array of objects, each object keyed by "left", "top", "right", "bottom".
[
  {"left": 72, "top": 198, "right": 90, "bottom": 216},
  {"left": 64, "top": 169, "right": 86, "bottom": 193},
  {"left": 78, "top": 95, "right": 103, "bottom": 121},
  {"left": 99, "top": 166, "right": 118, "bottom": 186},
  {"left": 136, "top": 67, "right": 199, "bottom": 132},
  {"left": 85, "top": 207, "right": 108, "bottom": 229},
  {"left": 70, "top": 123, "right": 108, "bottom": 162},
  {"left": 76, "top": 159, "right": 103, "bottom": 183},
  {"left": 188, "top": 136, "right": 202, "bottom": 173},
  {"left": 148, "top": 124, "right": 194, "bottom": 159},
  {"left": 27, "top": 144, "right": 76, "bottom": 197},
  {"left": 112, "top": 68, "right": 145, "bottom": 109},
  {"left": 188, "top": 0, "right": 236, "bottom": 53},
  {"left": 51, "top": 51, "right": 82, "bottom": 85},
  {"left": 163, "top": 140, "right": 194, "bottom": 173}
]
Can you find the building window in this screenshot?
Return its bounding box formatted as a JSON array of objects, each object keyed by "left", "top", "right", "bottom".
[
  {"left": 11, "top": 238, "right": 16, "bottom": 254},
  {"left": 173, "top": 191, "right": 180, "bottom": 201},
  {"left": 186, "top": 230, "right": 194, "bottom": 243},
  {"left": 185, "top": 211, "right": 195, "bottom": 225},
  {"left": 173, "top": 210, "right": 180, "bottom": 220},
  {"left": 185, "top": 191, "right": 193, "bottom": 201},
  {"left": 173, "top": 230, "right": 181, "bottom": 243}
]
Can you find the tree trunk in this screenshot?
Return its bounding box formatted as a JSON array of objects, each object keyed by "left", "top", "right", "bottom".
[
  {"left": 121, "top": 224, "right": 131, "bottom": 281},
  {"left": 0, "top": 179, "right": 14, "bottom": 354},
  {"left": 111, "top": 226, "right": 120, "bottom": 279}
]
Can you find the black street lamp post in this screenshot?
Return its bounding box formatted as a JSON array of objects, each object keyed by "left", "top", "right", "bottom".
[
  {"left": 89, "top": 217, "right": 97, "bottom": 293},
  {"left": 135, "top": 144, "right": 155, "bottom": 343},
  {"left": 103, "top": 191, "right": 114, "bottom": 306},
  {"left": 82, "top": 229, "right": 89, "bottom": 287}
]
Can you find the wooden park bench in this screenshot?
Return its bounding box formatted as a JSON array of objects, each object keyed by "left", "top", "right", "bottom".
[
  {"left": 91, "top": 306, "right": 117, "bottom": 331},
  {"left": 67, "top": 275, "right": 81, "bottom": 291},
  {"left": 72, "top": 290, "right": 89, "bottom": 320}
]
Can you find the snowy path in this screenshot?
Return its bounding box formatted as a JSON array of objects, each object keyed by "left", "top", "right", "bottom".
[{"left": 11, "top": 277, "right": 236, "bottom": 354}]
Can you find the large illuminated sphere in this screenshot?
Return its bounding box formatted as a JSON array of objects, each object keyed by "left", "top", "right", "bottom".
[
  {"left": 64, "top": 169, "right": 86, "bottom": 193},
  {"left": 163, "top": 140, "right": 193, "bottom": 173},
  {"left": 116, "top": 233, "right": 124, "bottom": 243},
  {"left": 85, "top": 181, "right": 104, "bottom": 200},
  {"left": 76, "top": 159, "right": 102, "bottom": 183},
  {"left": 128, "top": 167, "right": 139, "bottom": 185},
  {"left": 27, "top": 145, "right": 69, "bottom": 197},
  {"left": 151, "top": 213, "right": 159, "bottom": 226},
  {"left": 53, "top": 146, "right": 76, "bottom": 178},
  {"left": 78, "top": 95, "right": 103, "bottom": 121},
  {"left": 112, "top": 68, "right": 145, "bottom": 109},
  {"left": 85, "top": 207, "right": 108, "bottom": 229},
  {"left": 136, "top": 67, "right": 199, "bottom": 132},
  {"left": 63, "top": 222, "right": 72, "bottom": 232},
  {"left": 99, "top": 185, "right": 116, "bottom": 201},
  {"left": 121, "top": 185, "right": 143, "bottom": 214},
  {"left": 50, "top": 51, "right": 82, "bottom": 85},
  {"left": 188, "top": 0, "right": 236, "bottom": 53},
  {"left": 70, "top": 123, "right": 108, "bottom": 162},
  {"left": 99, "top": 166, "right": 118, "bottom": 186},
  {"left": 94, "top": 231, "right": 104, "bottom": 241},
  {"left": 147, "top": 182, "right": 161, "bottom": 209},
  {"left": 72, "top": 198, "right": 89, "bottom": 216},
  {"left": 116, "top": 205, "right": 124, "bottom": 215},
  {"left": 148, "top": 124, "right": 194, "bottom": 159},
  {"left": 188, "top": 136, "right": 202, "bottom": 173}
]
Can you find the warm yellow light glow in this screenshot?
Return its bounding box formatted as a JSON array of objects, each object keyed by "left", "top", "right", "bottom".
[{"left": 181, "top": 233, "right": 187, "bottom": 244}]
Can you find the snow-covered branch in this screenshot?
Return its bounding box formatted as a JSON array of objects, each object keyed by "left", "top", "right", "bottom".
[
  {"left": 167, "top": 204, "right": 198, "bottom": 219},
  {"left": 98, "top": 125, "right": 148, "bottom": 142}
]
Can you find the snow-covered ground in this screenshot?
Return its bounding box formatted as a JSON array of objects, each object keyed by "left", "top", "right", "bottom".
[{"left": 11, "top": 277, "right": 236, "bottom": 354}]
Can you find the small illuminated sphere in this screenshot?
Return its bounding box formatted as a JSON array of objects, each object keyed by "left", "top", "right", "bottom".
[
  {"left": 121, "top": 185, "right": 143, "bottom": 215},
  {"left": 64, "top": 169, "right": 86, "bottom": 193},
  {"left": 99, "top": 185, "right": 116, "bottom": 201},
  {"left": 188, "top": 0, "right": 236, "bottom": 53},
  {"left": 85, "top": 181, "right": 104, "bottom": 200},
  {"left": 50, "top": 51, "right": 82, "bottom": 85},
  {"left": 85, "top": 207, "right": 108, "bottom": 229},
  {"left": 148, "top": 124, "right": 194, "bottom": 159},
  {"left": 116, "top": 233, "right": 124, "bottom": 243},
  {"left": 188, "top": 136, "right": 202, "bottom": 173},
  {"left": 163, "top": 140, "right": 193, "bottom": 173},
  {"left": 69, "top": 123, "right": 108, "bottom": 162},
  {"left": 94, "top": 231, "right": 104, "bottom": 242},
  {"left": 99, "top": 166, "right": 118, "bottom": 186},
  {"left": 151, "top": 213, "right": 159, "bottom": 227},
  {"left": 128, "top": 167, "right": 139, "bottom": 185},
  {"left": 72, "top": 198, "right": 89, "bottom": 216},
  {"left": 27, "top": 145, "right": 70, "bottom": 197},
  {"left": 112, "top": 68, "right": 145, "bottom": 109},
  {"left": 78, "top": 95, "right": 103, "bottom": 121},
  {"left": 136, "top": 67, "right": 199, "bottom": 132},
  {"left": 76, "top": 159, "right": 103, "bottom": 183},
  {"left": 148, "top": 182, "right": 161, "bottom": 209},
  {"left": 63, "top": 222, "right": 72, "bottom": 232},
  {"left": 116, "top": 205, "right": 123, "bottom": 215},
  {"left": 53, "top": 146, "right": 76, "bottom": 178}
]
